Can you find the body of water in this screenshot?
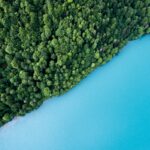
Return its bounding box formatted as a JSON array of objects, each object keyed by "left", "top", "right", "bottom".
[{"left": 0, "top": 35, "right": 150, "bottom": 150}]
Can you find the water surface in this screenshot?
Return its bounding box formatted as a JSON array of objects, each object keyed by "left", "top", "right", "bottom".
[{"left": 0, "top": 35, "right": 150, "bottom": 150}]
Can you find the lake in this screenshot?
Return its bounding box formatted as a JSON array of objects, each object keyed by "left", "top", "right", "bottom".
[{"left": 0, "top": 35, "right": 150, "bottom": 150}]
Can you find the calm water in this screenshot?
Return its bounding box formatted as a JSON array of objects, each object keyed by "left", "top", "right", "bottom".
[{"left": 0, "top": 35, "right": 150, "bottom": 150}]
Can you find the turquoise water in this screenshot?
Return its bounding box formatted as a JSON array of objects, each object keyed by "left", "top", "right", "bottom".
[{"left": 0, "top": 35, "right": 150, "bottom": 150}]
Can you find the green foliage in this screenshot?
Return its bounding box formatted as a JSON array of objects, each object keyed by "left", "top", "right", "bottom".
[
  {"left": 0, "top": 0, "right": 149, "bottom": 126},
  {"left": 67, "top": 0, "right": 73, "bottom": 3},
  {"left": 2, "top": 113, "right": 11, "bottom": 122},
  {"left": 43, "top": 87, "right": 51, "bottom": 97}
]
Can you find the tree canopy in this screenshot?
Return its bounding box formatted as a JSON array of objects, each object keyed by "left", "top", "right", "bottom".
[{"left": 0, "top": 0, "right": 150, "bottom": 126}]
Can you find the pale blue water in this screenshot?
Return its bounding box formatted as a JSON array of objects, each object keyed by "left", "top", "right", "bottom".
[{"left": 0, "top": 35, "right": 150, "bottom": 150}]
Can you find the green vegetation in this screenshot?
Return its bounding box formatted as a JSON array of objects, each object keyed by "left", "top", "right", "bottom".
[{"left": 0, "top": 0, "right": 150, "bottom": 126}]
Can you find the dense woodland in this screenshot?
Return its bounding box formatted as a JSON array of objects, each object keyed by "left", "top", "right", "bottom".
[{"left": 0, "top": 0, "right": 150, "bottom": 126}]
